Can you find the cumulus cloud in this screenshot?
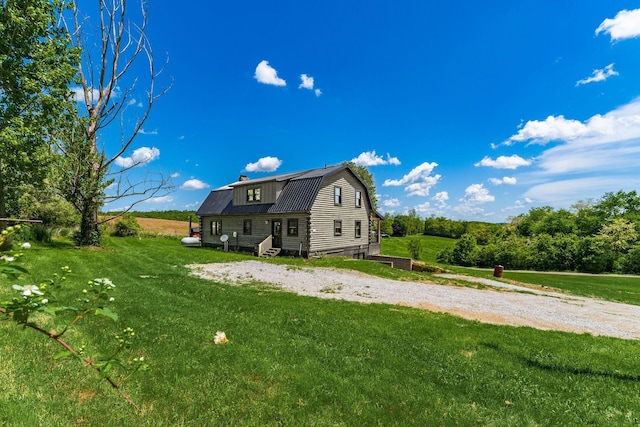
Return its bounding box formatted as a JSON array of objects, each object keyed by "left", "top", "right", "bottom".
[
  {"left": 254, "top": 60, "right": 286, "bottom": 86},
  {"left": 298, "top": 74, "right": 322, "bottom": 97},
  {"left": 489, "top": 176, "right": 517, "bottom": 185},
  {"left": 180, "top": 179, "right": 210, "bottom": 190},
  {"left": 475, "top": 155, "right": 532, "bottom": 169},
  {"left": 381, "top": 198, "right": 401, "bottom": 208},
  {"left": 351, "top": 150, "right": 401, "bottom": 167},
  {"left": 170, "top": 172, "right": 180, "bottom": 178},
  {"left": 576, "top": 63, "right": 618, "bottom": 86},
  {"left": 595, "top": 8, "right": 640, "bottom": 41},
  {"left": 432, "top": 191, "right": 449, "bottom": 207},
  {"left": 460, "top": 184, "right": 495, "bottom": 204},
  {"left": 504, "top": 98, "right": 640, "bottom": 147},
  {"left": 114, "top": 146, "right": 160, "bottom": 168},
  {"left": 299, "top": 74, "right": 314, "bottom": 89},
  {"left": 382, "top": 162, "right": 441, "bottom": 196},
  {"left": 146, "top": 196, "right": 174, "bottom": 203},
  {"left": 71, "top": 86, "right": 100, "bottom": 103},
  {"left": 454, "top": 184, "right": 495, "bottom": 216},
  {"left": 139, "top": 128, "right": 158, "bottom": 135},
  {"left": 244, "top": 156, "right": 283, "bottom": 172}
]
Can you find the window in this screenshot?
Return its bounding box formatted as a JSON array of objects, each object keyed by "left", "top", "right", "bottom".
[
  {"left": 210, "top": 220, "right": 222, "bottom": 236},
  {"left": 334, "top": 220, "right": 342, "bottom": 236},
  {"left": 355, "top": 190, "right": 362, "bottom": 208},
  {"left": 246, "top": 187, "right": 261, "bottom": 202},
  {"left": 355, "top": 220, "right": 362, "bottom": 238},
  {"left": 334, "top": 186, "right": 342, "bottom": 206},
  {"left": 287, "top": 219, "right": 298, "bottom": 236},
  {"left": 243, "top": 219, "right": 252, "bottom": 235}
]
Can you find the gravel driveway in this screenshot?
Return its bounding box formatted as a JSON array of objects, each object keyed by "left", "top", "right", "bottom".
[{"left": 188, "top": 260, "right": 640, "bottom": 340}]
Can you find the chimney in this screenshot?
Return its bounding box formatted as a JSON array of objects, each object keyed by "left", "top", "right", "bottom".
[{"left": 238, "top": 175, "right": 249, "bottom": 181}]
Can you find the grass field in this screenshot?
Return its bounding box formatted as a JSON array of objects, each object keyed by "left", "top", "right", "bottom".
[{"left": 2, "top": 234, "right": 640, "bottom": 425}]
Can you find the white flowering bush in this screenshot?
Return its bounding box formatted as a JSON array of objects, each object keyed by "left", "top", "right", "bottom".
[{"left": 0, "top": 225, "right": 148, "bottom": 411}]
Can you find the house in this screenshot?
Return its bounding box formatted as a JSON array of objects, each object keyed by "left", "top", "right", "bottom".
[{"left": 196, "top": 164, "right": 383, "bottom": 258}]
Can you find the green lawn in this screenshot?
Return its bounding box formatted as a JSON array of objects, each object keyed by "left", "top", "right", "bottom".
[{"left": 2, "top": 237, "right": 640, "bottom": 425}]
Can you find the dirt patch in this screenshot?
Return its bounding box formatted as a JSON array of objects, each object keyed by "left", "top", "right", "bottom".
[{"left": 135, "top": 218, "right": 191, "bottom": 236}]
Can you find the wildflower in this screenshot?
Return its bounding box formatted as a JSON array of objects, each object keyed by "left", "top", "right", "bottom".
[
  {"left": 214, "top": 331, "right": 228, "bottom": 345},
  {"left": 109, "top": 297, "right": 115, "bottom": 302},
  {"left": 1, "top": 255, "right": 15, "bottom": 262},
  {"left": 94, "top": 278, "right": 115, "bottom": 288},
  {"left": 12, "top": 284, "right": 44, "bottom": 296},
  {"left": 21, "top": 242, "right": 31, "bottom": 249},
  {"left": 41, "top": 299, "right": 48, "bottom": 304}
]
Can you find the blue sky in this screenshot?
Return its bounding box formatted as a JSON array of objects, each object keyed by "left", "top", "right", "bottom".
[{"left": 99, "top": 1, "right": 640, "bottom": 222}]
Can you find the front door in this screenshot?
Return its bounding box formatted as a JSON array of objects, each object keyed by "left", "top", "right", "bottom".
[{"left": 272, "top": 220, "right": 282, "bottom": 248}]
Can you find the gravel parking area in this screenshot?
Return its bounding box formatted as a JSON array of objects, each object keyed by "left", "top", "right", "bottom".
[{"left": 188, "top": 260, "right": 640, "bottom": 340}]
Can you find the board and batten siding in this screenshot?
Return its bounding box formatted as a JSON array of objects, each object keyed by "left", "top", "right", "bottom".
[
  {"left": 309, "top": 170, "right": 371, "bottom": 255},
  {"left": 232, "top": 180, "right": 280, "bottom": 206}
]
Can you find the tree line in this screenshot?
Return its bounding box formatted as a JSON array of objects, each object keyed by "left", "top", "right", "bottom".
[{"left": 435, "top": 190, "right": 640, "bottom": 274}]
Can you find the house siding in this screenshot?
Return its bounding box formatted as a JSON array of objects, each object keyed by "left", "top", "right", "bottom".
[
  {"left": 309, "top": 170, "right": 371, "bottom": 257},
  {"left": 200, "top": 212, "right": 310, "bottom": 256},
  {"left": 233, "top": 180, "right": 278, "bottom": 206}
]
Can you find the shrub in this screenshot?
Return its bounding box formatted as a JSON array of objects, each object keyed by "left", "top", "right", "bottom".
[
  {"left": 113, "top": 215, "right": 141, "bottom": 237},
  {"left": 407, "top": 238, "right": 422, "bottom": 260}
]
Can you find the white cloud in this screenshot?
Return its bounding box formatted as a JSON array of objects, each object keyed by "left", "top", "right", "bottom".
[
  {"left": 146, "top": 196, "right": 174, "bottom": 203},
  {"left": 114, "top": 146, "right": 160, "bottom": 168},
  {"left": 576, "top": 63, "right": 619, "bottom": 86},
  {"left": 489, "top": 176, "right": 517, "bottom": 185},
  {"left": 475, "top": 155, "right": 532, "bottom": 169},
  {"left": 520, "top": 98, "right": 640, "bottom": 177},
  {"left": 254, "top": 60, "right": 286, "bottom": 86},
  {"left": 71, "top": 86, "right": 100, "bottom": 103},
  {"left": 299, "top": 74, "right": 314, "bottom": 90},
  {"left": 505, "top": 116, "right": 589, "bottom": 145},
  {"left": 299, "top": 74, "right": 322, "bottom": 97},
  {"left": 351, "top": 150, "right": 401, "bottom": 167},
  {"left": 382, "top": 162, "right": 441, "bottom": 196},
  {"left": 170, "top": 172, "right": 180, "bottom": 178},
  {"left": 180, "top": 179, "right": 210, "bottom": 190},
  {"left": 432, "top": 191, "right": 449, "bottom": 208},
  {"left": 595, "top": 8, "right": 640, "bottom": 41},
  {"left": 381, "top": 198, "right": 401, "bottom": 208},
  {"left": 504, "top": 98, "right": 640, "bottom": 148},
  {"left": 139, "top": 128, "right": 158, "bottom": 135},
  {"left": 244, "top": 156, "right": 283, "bottom": 172},
  {"left": 460, "top": 184, "right": 495, "bottom": 204}
]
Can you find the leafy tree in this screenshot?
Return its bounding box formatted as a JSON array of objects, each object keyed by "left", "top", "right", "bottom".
[
  {"left": 56, "top": 0, "right": 171, "bottom": 245},
  {"left": 594, "top": 218, "right": 638, "bottom": 271},
  {"left": 406, "top": 209, "right": 423, "bottom": 236},
  {"left": 451, "top": 233, "right": 478, "bottom": 266},
  {"left": 0, "top": 0, "right": 78, "bottom": 223},
  {"left": 617, "top": 245, "right": 640, "bottom": 274},
  {"left": 380, "top": 214, "right": 393, "bottom": 235}
]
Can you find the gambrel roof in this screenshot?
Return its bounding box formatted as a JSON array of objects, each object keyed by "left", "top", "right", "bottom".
[{"left": 196, "top": 164, "right": 378, "bottom": 216}]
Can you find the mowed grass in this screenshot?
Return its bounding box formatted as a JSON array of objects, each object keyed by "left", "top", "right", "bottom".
[{"left": 2, "top": 237, "right": 640, "bottom": 425}]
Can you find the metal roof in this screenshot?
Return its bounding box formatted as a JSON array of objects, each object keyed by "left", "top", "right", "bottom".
[
  {"left": 197, "top": 164, "right": 380, "bottom": 216},
  {"left": 268, "top": 177, "right": 323, "bottom": 212},
  {"left": 196, "top": 189, "right": 233, "bottom": 216}
]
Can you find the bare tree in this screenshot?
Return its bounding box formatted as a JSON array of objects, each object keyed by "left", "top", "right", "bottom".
[{"left": 57, "top": 0, "right": 172, "bottom": 244}]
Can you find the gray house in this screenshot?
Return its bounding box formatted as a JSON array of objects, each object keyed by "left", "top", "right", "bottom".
[{"left": 196, "top": 164, "right": 382, "bottom": 258}]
